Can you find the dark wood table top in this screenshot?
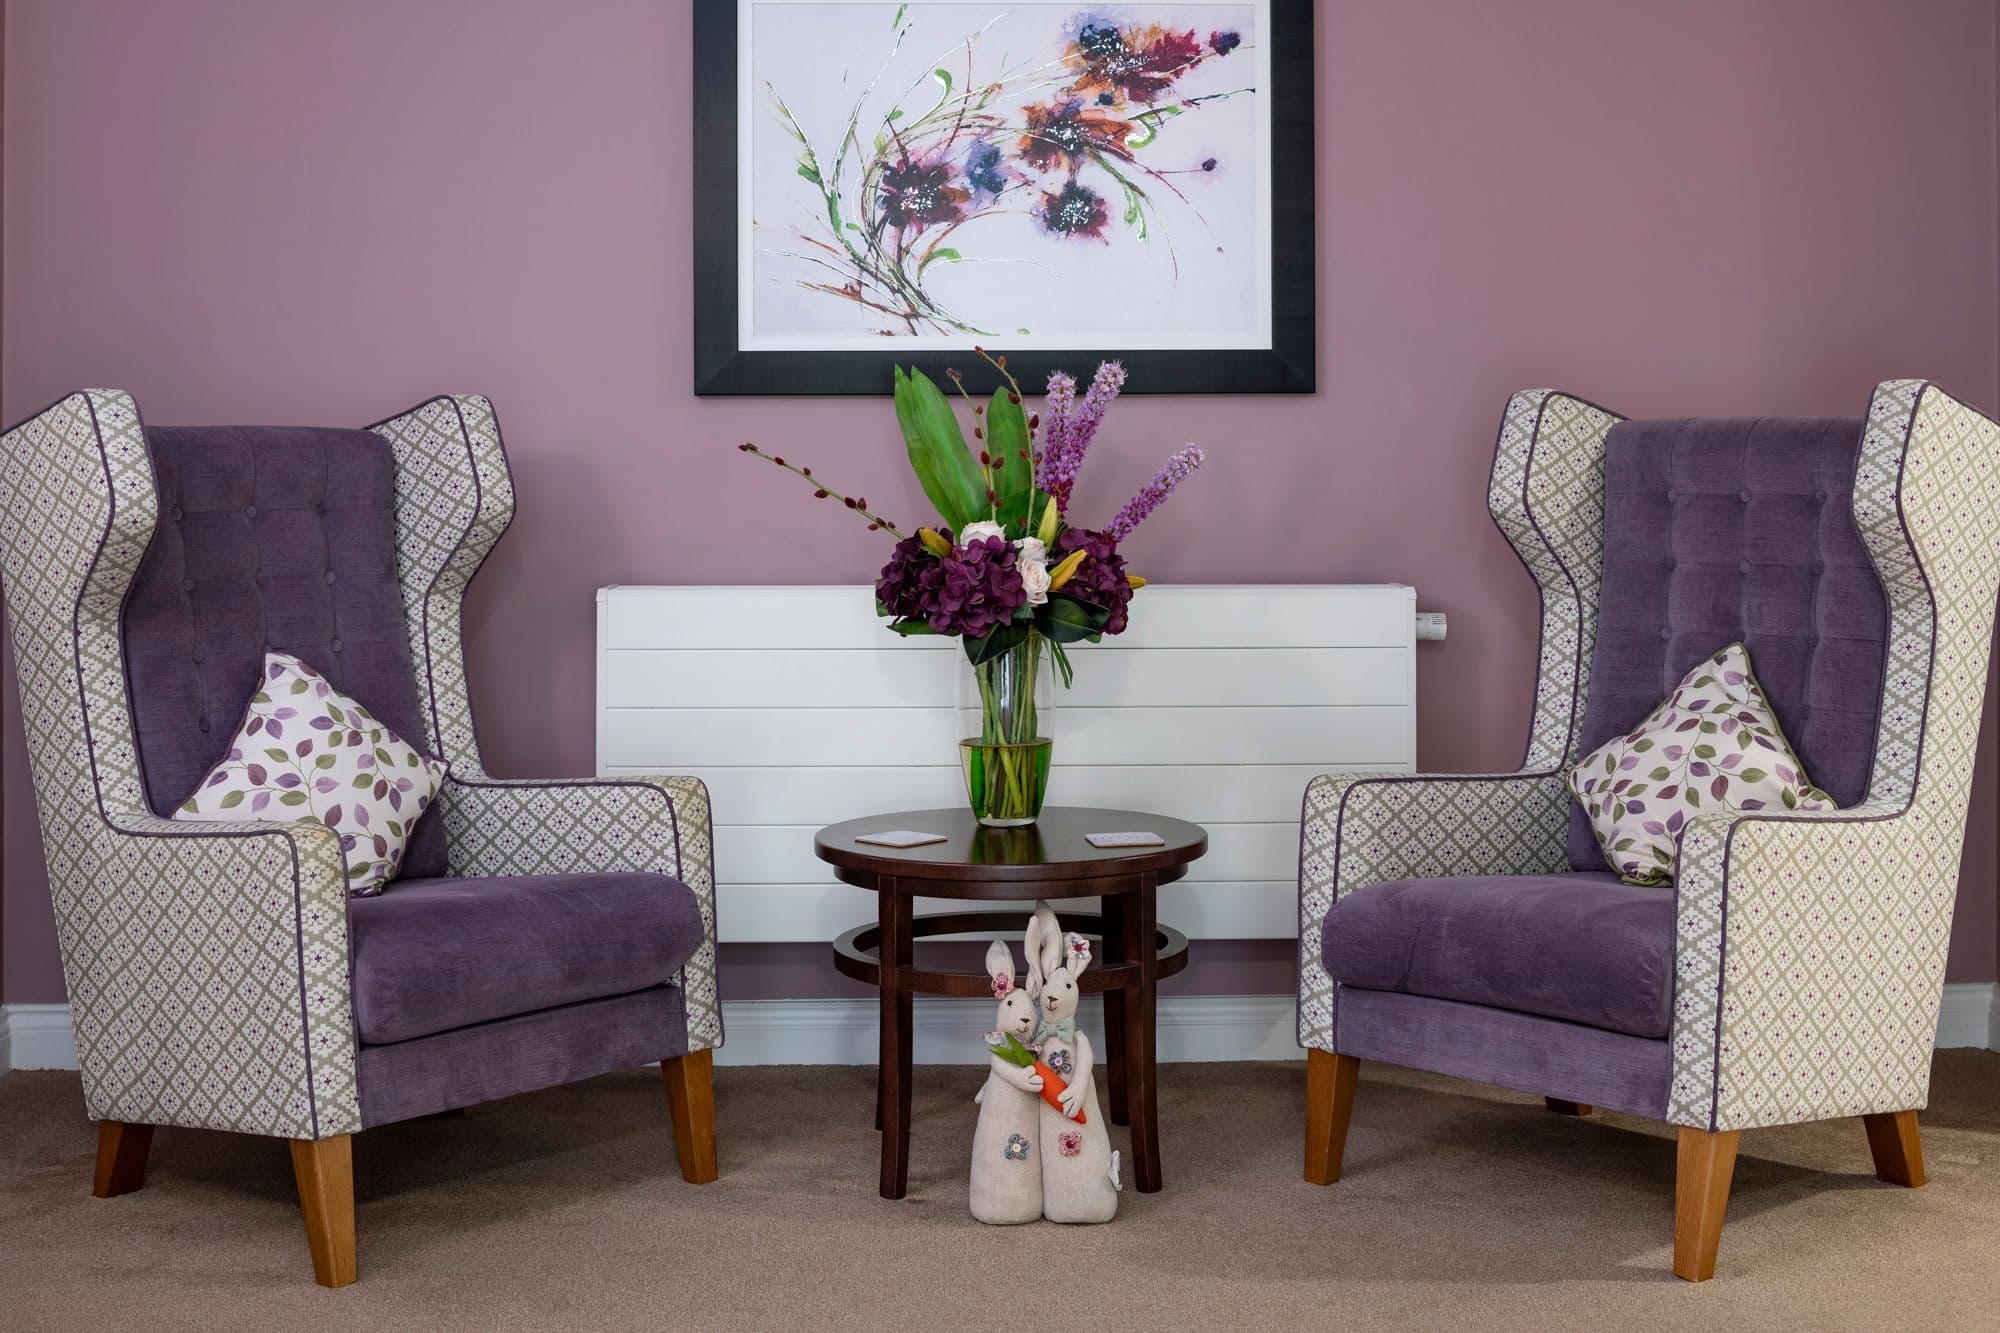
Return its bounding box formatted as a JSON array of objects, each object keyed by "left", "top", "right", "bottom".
[{"left": 813, "top": 806, "right": 1208, "bottom": 888}]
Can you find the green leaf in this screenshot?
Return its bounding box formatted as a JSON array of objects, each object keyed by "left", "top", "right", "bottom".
[
  {"left": 219, "top": 790, "right": 245, "bottom": 809},
  {"left": 892, "top": 365, "right": 986, "bottom": 528},
  {"left": 1050, "top": 640, "right": 1075, "bottom": 689},
  {"left": 1738, "top": 768, "right": 1768, "bottom": 784},
  {"left": 252, "top": 691, "right": 272, "bottom": 705},
  {"left": 986, "top": 388, "right": 1033, "bottom": 529},
  {"left": 1037, "top": 595, "right": 1107, "bottom": 644},
  {"left": 265, "top": 748, "right": 289, "bottom": 763},
  {"left": 917, "top": 245, "right": 961, "bottom": 277},
  {"left": 885, "top": 619, "right": 940, "bottom": 636},
  {"left": 933, "top": 67, "right": 953, "bottom": 96},
  {"left": 962, "top": 623, "right": 1027, "bottom": 666},
  {"left": 987, "top": 1031, "right": 1035, "bottom": 1066},
  {"left": 795, "top": 161, "right": 821, "bottom": 185},
  {"left": 279, "top": 791, "right": 308, "bottom": 806},
  {"left": 290, "top": 678, "right": 308, "bottom": 694},
  {"left": 180, "top": 797, "right": 199, "bottom": 814}
]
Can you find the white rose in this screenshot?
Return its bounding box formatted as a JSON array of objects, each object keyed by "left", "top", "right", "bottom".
[
  {"left": 957, "top": 520, "right": 1005, "bottom": 547},
  {"left": 1016, "top": 537, "right": 1050, "bottom": 606}
]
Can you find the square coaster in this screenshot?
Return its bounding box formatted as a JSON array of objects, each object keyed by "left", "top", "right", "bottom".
[
  {"left": 854, "top": 829, "right": 949, "bottom": 848},
  {"left": 1086, "top": 831, "right": 1166, "bottom": 848}
]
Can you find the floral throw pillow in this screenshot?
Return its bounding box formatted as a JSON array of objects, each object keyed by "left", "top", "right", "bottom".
[
  {"left": 174, "top": 652, "right": 448, "bottom": 895},
  {"left": 1567, "top": 642, "right": 1836, "bottom": 886}
]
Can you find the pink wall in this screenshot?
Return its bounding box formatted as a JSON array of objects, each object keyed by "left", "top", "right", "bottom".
[{"left": 4, "top": 0, "right": 1998, "bottom": 1003}]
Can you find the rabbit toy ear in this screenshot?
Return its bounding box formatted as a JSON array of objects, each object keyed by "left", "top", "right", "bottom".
[
  {"left": 1034, "top": 902, "right": 1065, "bottom": 980},
  {"left": 984, "top": 940, "right": 1015, "bottom": 996},
  {"left": 1023, "top": 906, "right": 1048, "bottom": 997},
  {"left": 1062, "top": 932, "right": 1092, "bottom": 977}
]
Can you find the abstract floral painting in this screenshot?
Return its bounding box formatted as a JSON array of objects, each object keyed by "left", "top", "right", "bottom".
[{"left": 694, "top": 0, "right": 1314, "bottom": 393}]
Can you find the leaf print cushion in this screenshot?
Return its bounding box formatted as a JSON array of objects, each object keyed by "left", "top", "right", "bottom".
[
  {"left": 1567, "top": 642, "right": 1836, "bottom": 886},
  {"left": 173, "top": 651, "right": 448, "bottom": 895}
]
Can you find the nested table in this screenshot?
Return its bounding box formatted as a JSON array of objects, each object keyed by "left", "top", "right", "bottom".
[{"left": 814, "top": 806, "right": 1208, "bottom": 1200}]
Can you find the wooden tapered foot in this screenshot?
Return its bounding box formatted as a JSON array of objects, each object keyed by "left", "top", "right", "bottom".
[
  {"left": 1545, "top": 1098, "right": 1593, "bottom": 1117},
  {"left": 662, "top": 1049, "right": 719, "bottom": 1184},
  {"left": 1303, "top": 1049, "right": 1361, "bottom": 1185},
  {"left": 1861, "top": 1110, "right": 1925, "bottom": 1187},
  {"left": 91, "top": 1121, "right": 155, "bottom": 1197},
  {"left": 289, "top": 1135, "right": 357, "bottom": 1288},
  {"left": 1673, "top": 1127, "right": 1740, "bottom": 1282}
]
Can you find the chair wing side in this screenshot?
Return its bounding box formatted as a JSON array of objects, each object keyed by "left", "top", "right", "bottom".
[{"left": 1668, "top": 380, "right": 2000, "bottom": 1133}]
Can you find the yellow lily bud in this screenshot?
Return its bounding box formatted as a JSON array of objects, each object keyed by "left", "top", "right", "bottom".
[
  {"left": 1047, "top": 548, "right": 1088, "bottom": 591},
  {"left": 1126, "top": 573, "right": 1148, "bottom": 589},
  {"left": 1035, "top": 496, "right": 1060, "bottom": 545},
  {"left": 917, "top": 526, "right": 952, "bottom": 558}
]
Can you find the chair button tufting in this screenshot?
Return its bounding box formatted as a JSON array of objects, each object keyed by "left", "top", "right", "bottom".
[
  {"left": 331, "top": 639, "right": 344, "bottom": 653},
  {"left": 1664, "top": 557, "right": 1677, "bottom": 570},
  {"left": 1738, "top": 560, "right": 1752, "bottom": 574},
  {"left": 191, "top": 652, "right": 203, "bottom": 664},
  {"left": 323, "top": 570, "right": 336, "bottom": 584},
  {"left": 1815, "top": 491, "right": 1828, "bottom": 504},
  {"left": 1739, "top": 490, "right": 1753, "bottom": 503},
  {"left": 180, "top": 578, "right": 195, "bottom": 592},
  {"left": 197, "top": 719, "right": 210, "bottom": 733},
  {"left": 254, "top": 572, "right": 266, "bottom": 586},
  {"left": 1665, "top": 489, "right": 1680, "bottom": 502},
  {"left": 170, "top": 506, "right": 184, "bottom": 521},
  {"left": 1659, "top": 627, "right": 1673, "bottom": 641}
]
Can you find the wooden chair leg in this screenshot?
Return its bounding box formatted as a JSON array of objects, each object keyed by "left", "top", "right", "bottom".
[
  {"left": 91, "top": 1120, "right": 155, "bottom": 1197},
  {"left": 662, "top": 1049, "right": 719, "bottom": 1184},
  {"left": 1545, "top": 1098, "right": 1593, "bottom": 1117},
  {"left": 1303, "top": 1049, "right": 1361, "bottom": 1185},
  {"left": 289, "top": 1135, "right": 357, "bottom": 1289},
  {"left": 1673, "top": 1126, "right": 1740, "bottom": 1282},
  {"left": 1862, "top": 1110, "right": 1926, "bottom": 1187}
]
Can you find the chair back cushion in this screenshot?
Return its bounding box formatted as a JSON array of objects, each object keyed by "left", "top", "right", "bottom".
[
  {"left": 123, "top": 426, "right": 446, "bottom": 878},
  {"left": 1566, "top": 417, "right": 1888, "bottom": 871}
]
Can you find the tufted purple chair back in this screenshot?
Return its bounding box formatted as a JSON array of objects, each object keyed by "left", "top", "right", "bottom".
[
  {"left": 121, "top": 426, "right": 447, "bottom": 877},
  {"left": 1566, "top": 417, "right": 1890, "bottom": 871}
]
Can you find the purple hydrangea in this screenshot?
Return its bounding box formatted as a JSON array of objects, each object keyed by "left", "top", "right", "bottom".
[
  {"left": 1054, "top": 527, "right": 1133, "bottom": 634},
  {"left": 875, "top": 528, "right": 948, "bottom": 621},
  {"left": 1106, "top": 444, "right": 1203, "bottom": 541},
  {"left": 924, "top": 536, "right": 1027, "bottom": 637}
]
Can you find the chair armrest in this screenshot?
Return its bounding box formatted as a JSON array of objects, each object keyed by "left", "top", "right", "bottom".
[
  {"left": 82, "top": 815, "right": 359, "bottom": 1140},
  {"left": 436, "top": 774, "right": 721, "bottom": 1050},
  {"left": 1668, "top": 801, "right": 1936, "bottom": 1133},
  {"left": 1297, "top": 771, "right": 1572, "bottom": 1048}
]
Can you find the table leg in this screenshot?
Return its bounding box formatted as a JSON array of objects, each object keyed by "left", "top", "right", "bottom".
[
  {"left": 1100, "top": 896, "right": 1130, "bottom": 1126},
  {"left": 1121, "top": 877, "right": 1162, "bottom": 1192},
  {"left": 878, "top": 882, "right": 914, "bottom": 1199}
]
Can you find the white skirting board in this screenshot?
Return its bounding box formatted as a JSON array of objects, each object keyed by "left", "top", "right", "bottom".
[{"left": 5, "top": 986, "right": 1997, "bottom": 1074}]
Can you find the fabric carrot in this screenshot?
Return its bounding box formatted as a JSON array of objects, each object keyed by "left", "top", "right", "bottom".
[{"left": 988, "top": 1032, "right": 1086, "bottom": 1124}]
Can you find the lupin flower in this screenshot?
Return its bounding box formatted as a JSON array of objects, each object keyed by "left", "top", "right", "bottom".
[
  {"left": 1037, "top": 361, "right": 1125, "bottom": 515},
  {"left": 1106, "top": 445, "right": 1204, "bottom": 541}
]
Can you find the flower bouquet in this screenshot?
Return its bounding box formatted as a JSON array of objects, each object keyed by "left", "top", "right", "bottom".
[{"left": 739, "top": 351, "right": 1202, "bottom": 826}]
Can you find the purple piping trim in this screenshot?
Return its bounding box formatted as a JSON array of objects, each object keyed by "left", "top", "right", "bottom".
[
  {"left": 1696, "top": 384, "right": 1939, "bottom": 1132},
  {"left": 30, "top": 390, "right": 327, "bottom": 1139}
]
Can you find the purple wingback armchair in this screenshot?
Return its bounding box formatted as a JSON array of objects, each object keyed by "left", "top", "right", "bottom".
[
  {"left": 0, "top": 392, "right": 721, "bottom": 1287},
  {"left": 1296, "top": 380, "right": 2000, "bottom": 1280}
]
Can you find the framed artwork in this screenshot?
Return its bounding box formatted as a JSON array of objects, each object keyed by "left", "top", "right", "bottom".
[{"left": 693, "top": 0, "right": 1315, "bottom": 394}]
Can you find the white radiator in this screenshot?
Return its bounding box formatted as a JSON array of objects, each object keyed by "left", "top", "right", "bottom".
[{"left": 595, "top": 585, "right": 1416, "bottom": 943}]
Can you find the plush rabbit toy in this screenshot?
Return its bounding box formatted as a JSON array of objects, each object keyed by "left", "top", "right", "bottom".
[
  {"left": 969, "top": 939, "right": 1047, "bottom": 1224},
  {"left": 1024, "top": 901, "right": 1120, "bottom": 1223}
]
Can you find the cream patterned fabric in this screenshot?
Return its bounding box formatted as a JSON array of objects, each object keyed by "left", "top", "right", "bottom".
[
  {"left": 0, "top": 393, "right": 359, "bottom": 1140},
  {"left": 368, "top": 396, "right": 720, "bottom": 1051},
  {"left": 0, "top": 390, "right": 722, "bottom": 1145},
  {"left": 1298, "top": 381, "right": 2000, "bottom": 1137},
  {"left": 1297, "top": 391, "right": 1626, "bottom": 1049},
  {"left": 1667, "top": 381, "right": 2000, "bottom": 1131}
]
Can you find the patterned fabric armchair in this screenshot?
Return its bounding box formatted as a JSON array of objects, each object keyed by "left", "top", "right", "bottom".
[
  {"left": 1296, "top": 380, "right": 2000, "bottom": 1280},
  {"left": 0, "top": 392, "right": 722, "bottom": 1287}
]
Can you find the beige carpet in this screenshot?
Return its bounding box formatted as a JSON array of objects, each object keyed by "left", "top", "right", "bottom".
[{"left": 2, "top": 1053, "right": 1997, "bottom": 1330}]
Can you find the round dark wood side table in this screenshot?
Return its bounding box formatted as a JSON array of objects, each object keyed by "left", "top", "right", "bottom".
[{"left": 814, "top": 806, "right": 1208, "bottom": 1201}]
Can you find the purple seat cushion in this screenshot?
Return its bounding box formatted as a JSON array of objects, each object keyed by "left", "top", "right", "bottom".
[
  {"left": 1565, "top": 417, "right": 1888, "bottom": 870},
  {"left": 347, "top": 872, "right": 704, "bottom": 1045},
  {"left": 1322, "top": 873, "right": 1675, "bottom": 1038},
  {"left": 124, "top": 425, "right": 446, "bottom": 877}
]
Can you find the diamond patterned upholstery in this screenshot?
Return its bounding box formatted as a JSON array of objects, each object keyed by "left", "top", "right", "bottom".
[
  {"left": 0, "top": 390, "right": 721, "bottom": 1141},
  {"left": 1297, "top": 381, "right": 2000, "bottom": 1133}
]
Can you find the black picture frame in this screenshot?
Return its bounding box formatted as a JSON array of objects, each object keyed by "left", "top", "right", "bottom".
[{"left": 693, "top": 0, "right": 1315, "bottom": 395}]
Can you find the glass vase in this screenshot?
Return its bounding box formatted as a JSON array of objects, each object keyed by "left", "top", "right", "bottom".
[{"left": 957, "top": 630, "right": 1054, "bottom": 827}]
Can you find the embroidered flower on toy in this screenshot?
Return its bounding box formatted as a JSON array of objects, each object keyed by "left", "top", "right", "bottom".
[
  {"left": 1004, "top": 1133, "right": 1031, "bottom": 1162},
  {"left": 1058, "top": 1130, "right": 1082, "bottom": 1157}
]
